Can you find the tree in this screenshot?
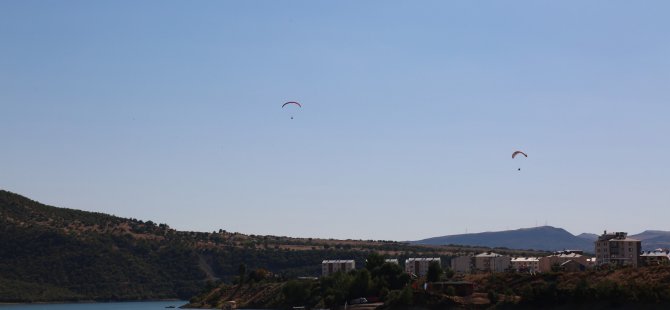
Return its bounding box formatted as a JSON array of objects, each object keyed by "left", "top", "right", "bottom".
[
  {"left": 349, "top": 269, "right": 371, "bottom": 298},
  {"left": 282, "top": 280, "right": 312, "bottom": 307},
  {"left": 426, "top": 261, "right": 443, "bottom": 282},
  {"left": 488, "top": 290, "right": 499, "bottom": 304},
  {"left": 444, "top": 267, "right": 455, "bottom": 279},
  {"left": 375, "top": 261, "right": 408, "bottom": 290},
  {"left": 321, "top": 272, "right": 353, "bottom": 308},
  {"left": 238, "top": 264, "right": 247, "bottom": 284},
  {"left": 365, "top": 253, "right": 385, "bottom": 272}
]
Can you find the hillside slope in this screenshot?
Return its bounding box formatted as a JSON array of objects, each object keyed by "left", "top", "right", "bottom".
[
  {"left": 4, "top": 189, "right": 521, "bottom": 302},
  {"left": 0, "top": 190, "right": 207, "bottom": 301}
]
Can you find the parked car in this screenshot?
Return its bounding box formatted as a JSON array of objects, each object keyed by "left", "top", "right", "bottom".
[{"left": 349, "top": 298, "right": 367, "bottom": 305}]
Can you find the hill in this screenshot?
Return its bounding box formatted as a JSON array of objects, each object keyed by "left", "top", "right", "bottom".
[
  {"left": 412, "top": 226, "right": 595, "bottom": 253},
  {"left": 0, "top": 190, "right": 207, "bottom": 301},
  {"left": 576, "top": 233, "right": 599, "bottom": 241},
  {"left": 0, "top": 189, "right": 546, "bottom": 303},
  {"left": 632, "top": 230, "right": 670, "bottom": 251}
]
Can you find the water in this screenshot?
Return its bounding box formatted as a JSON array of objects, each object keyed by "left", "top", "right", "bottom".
[{"left": 0, "top": 301, "right": 190, "bottom": 310}]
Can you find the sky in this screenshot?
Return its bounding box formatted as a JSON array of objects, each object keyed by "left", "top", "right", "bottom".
[{"left": 1, "top": 1, "right": 669, "bottom": 241}]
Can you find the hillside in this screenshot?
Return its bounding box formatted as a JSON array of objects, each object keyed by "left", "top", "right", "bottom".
[
  {"left": 576, "top": 233, "right": 599, "bottom": 241},
  {"left": 0, "top": 190, "right": 546, "bottom": 303},
  {"left": 185, "top": 265, "right": 670, "bottom": 309},
  {"left": 632, "top": 231, "right": 670, "bottom": 251},
  {"left": 412, "top": 226, "right": 595, "bottom": 253},
  {"left": 0, "top": 190, "right": 207, "bottom": 301}
]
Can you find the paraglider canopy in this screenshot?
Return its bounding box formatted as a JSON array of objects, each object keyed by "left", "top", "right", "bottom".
[
  {"left": 512, "top": 151, "right": 527, "bottom": 159},
  {"left": 282, "top": 101, "right": 301, "bottom": 119},
  {"left": 282, "top": 101, "right": 302, "bottom": 108}
]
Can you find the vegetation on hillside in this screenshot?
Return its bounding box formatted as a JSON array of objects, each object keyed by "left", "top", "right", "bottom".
[
  {"left": 186, "top": 253, "right": 420, "bottom": 309},
  {"left": 0, "top": 190, "right": 546, "bottom": 302},
  {"left": 471, "top": 265, "right": 670, "bottom": 308},
  {"left": 187, "top": 263, "right": 670, "bottom": 309}
]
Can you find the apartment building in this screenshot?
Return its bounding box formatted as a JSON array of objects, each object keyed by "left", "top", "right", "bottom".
[
  {"left": 511, "top": 257, "right": 540, "bottom": 273},
  {"left": 474, "top": 252, "right": 510, "bottom": 273},
  {"left": 322, "top": 260, "right": 355, "bottom": 276},
  {"left": 450, "top": 255, "right": 473, "bottom": 274},
  {"left": 594, "top": 231, "right": 641, "bottom": 268},
  {"left": 405, "top": 258, "right": 441, "bottom": 276},
  {"left": 640, "top": 249, "right": 670, "bottom": 266},
  {"left": 539, "top": 250, "right": 588, "bottom": 272}
]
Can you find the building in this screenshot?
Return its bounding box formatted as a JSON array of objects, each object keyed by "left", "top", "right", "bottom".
[
  {"left": 640, "top": 249, "right": 670, "bottom": 266},
  {"left": 405, "top": 258, "right": 441, "bottom": 276},
  {"left": 510, "top": 257, "right": 540, "bottom": 273},
  {"left": 539, "top": 250, "right": 588, "bottom": 272},
  {"left": 450, "top": 255, "right": 473, "bottom": 274},
  {"left": 322, "top": 260, "right": 355, "bottom": 276},
  {"left": 586, "top": 257, "right": 597, "bottom": 268},
  {"left": 385, "top": 259, "right": 399, "bottom": 265},
  {"left": 594, "top": 231, "right": 641, "bottom": 268},
  {"left": 473, "top": 252, "right": 510, "bottom": 273},
  {"left": 560, "top": 260, "right": 587, "bottom": 272}
]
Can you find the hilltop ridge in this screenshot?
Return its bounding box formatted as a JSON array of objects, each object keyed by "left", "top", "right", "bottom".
[
  {"left": 413, "top": 226, "right": 670, "bottom": 252},
  {"left": 412, "top": 226, "right": 595, "bottom": 252}
]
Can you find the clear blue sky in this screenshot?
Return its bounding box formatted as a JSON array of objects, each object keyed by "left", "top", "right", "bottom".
[{"left": 2, "top": 1, "right": 669, "bottom": 240}]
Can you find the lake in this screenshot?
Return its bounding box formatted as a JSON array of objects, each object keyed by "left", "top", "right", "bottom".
[{"left": 0, "top": 301, "right": 191, "bottom": 310}]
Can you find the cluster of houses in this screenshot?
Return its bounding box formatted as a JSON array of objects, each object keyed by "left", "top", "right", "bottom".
[{"left": 321, "top": 231, "right": 670, "bottom": 277}]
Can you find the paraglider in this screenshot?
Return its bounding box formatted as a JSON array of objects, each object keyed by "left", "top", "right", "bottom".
[
  {"left": 512, "top": 150, "right": 527, "bottom": 171},
  {"left": 282, "top": 101, "right": 301, "bottom": 119},
  {"left": 512, "top": 151, "right": 527, "bottom": 159}
]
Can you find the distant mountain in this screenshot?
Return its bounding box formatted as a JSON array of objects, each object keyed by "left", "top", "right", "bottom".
[
  {"left": 576, "top": 230, "right": 670, "bottom": 251},
  {"left": 412, "top": 226, "right": 595, "bottom": 253},
  {"left": 576, "top": 233, "right": 599, "bottom": 241},
  {"left": 413, "top": 227, "right": 670, "bottom": 253},
  {"left": 632, "top": 230, "right": 670, "bottom": 251}
]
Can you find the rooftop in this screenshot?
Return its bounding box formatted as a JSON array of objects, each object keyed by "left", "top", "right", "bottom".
[
  {"left": 554, "top": 253, "right": 583, "bottom": 258},
  {"left": 406, "top": 257, "right": 441, "bottom": 262},
  {"left": 475, "top": 252, "right": 503, "bottom": 258},
  {"left": 511, "top": 257, "right": 540, "bottom": 262}
]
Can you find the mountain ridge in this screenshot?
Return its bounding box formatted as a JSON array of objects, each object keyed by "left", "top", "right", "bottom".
[{"left": 413, "top": 226, "right": 670, "bottom": 252}]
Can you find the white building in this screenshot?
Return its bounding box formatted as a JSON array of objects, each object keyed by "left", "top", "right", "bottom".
[
  {"left": 510, "top": 257, "right": 540, "bottom": 273},
  {"left": 322, "top": 260, "right": 355, "bottom": 276},
  {"left": 586, "top": 257, "right": 597, "bottom": 268},
  {"left": 474, "top": 252, "right": 511, "bottom": 273},
  {"left": 539, "top": 251, "right": 588, "bottom": 272},
  {"left": 640, "top": 249, "right": 670, "bottom": 266},
  {"left": 451, "top": 256, "right": 473, "bottom": 274},
  {"left": 405, "top": 258, "right": 441, "bottom": 276}
]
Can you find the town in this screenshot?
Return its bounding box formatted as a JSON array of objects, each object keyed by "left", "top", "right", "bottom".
[{"left": 323, "top": 231, "right": 669, "bottom": 277}]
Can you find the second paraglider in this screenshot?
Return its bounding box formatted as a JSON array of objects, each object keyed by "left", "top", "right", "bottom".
[{"left": 282, "top": 101, "right": 301, "bottom": 119}]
